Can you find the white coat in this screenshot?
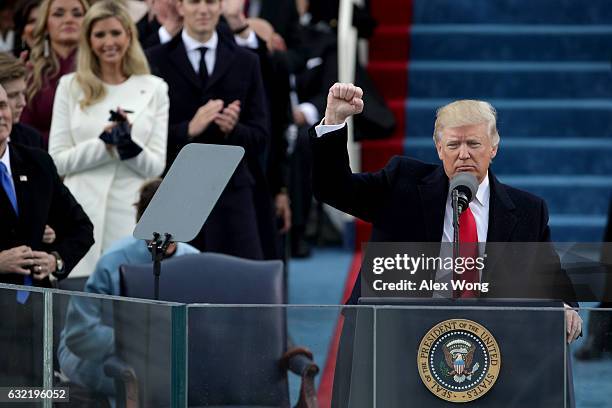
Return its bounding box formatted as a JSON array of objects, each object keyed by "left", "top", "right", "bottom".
[{"left": 49, "top": 73, "right": 169, "bottom": 277}]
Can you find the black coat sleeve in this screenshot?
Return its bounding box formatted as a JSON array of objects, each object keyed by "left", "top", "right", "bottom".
[
  {"left": 310, "top": 125, "right": 394, "bottom": 222},
  {"left": 538, "top": 199, "right": 578, "bottom": 306},
  {"left": 224, "top": 55, "right": 270, "bottom": 157}
]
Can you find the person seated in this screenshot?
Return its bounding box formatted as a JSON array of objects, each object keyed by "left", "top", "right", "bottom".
[{"left": 57, "top": 178, "right": 199, "bottom": 406}]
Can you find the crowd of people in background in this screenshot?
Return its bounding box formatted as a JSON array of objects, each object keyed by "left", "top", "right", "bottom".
[
  {"left": 0, "top": 0, "right": 382, "bottom": 400},
  {"left": 0, "top": 0, "right": 381, "bottom": 275}
]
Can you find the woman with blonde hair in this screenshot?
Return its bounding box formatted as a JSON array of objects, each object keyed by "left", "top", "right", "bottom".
[
  {"left": 20, "top": 0, "right": 88, "bottom": 147},
  {"left": 49, "top": 0, "right": 168, "bottom": 279}
]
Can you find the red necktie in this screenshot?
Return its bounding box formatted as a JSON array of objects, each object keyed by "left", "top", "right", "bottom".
[{"left": 454, "top": 207, "right": 479, "bottom": 298}]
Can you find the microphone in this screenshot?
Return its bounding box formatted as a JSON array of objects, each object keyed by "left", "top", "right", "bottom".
[{"left": 449, "top": 173, "right": 479, "bottom": 215}]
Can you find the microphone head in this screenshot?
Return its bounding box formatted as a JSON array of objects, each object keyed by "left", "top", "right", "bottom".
[{"left": 449, "top": 173, "right": 479, "bottom": 203}]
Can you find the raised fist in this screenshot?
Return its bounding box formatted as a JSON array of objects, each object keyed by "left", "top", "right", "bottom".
[{"left": 323, "top": 83, "right": 364, "bottom": 125}]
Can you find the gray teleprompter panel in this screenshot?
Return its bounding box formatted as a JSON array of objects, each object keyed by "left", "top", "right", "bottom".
[{"left": 133, "top": 143, "right": 244, "bottom": 243}]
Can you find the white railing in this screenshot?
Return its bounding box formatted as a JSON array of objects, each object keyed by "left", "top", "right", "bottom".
[{"left": 337, "top": 0, "right": 364, "bottom": 172}]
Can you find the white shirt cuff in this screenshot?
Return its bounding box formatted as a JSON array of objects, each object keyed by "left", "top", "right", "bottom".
[
  {"left": 298, "top": 103, "right": 320, "bottom": 126},
  {"left": 158, "top": 26, "right": 173, "bottom": 44},
  {"left": 315, "top": 121, "right": 346, "bottom": 137},
  {"left": 234, "top": 30, "right": 259, "bottom": 49}
]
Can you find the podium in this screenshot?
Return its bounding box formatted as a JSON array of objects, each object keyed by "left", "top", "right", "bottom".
[{"left": 333, "top": 299, "right": 572, "bottom": 407}]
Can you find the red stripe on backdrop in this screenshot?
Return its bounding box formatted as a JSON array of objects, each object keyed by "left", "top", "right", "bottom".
[
  {"left": 388, "top": 99, "right": 406, "bottom": 140},
  {"left": 363, "top": 0, "right": 413, "bottom": 173},
  {"left": 316, "top": 251, "right": 363, "bottom": 408},
  {"left": 371, "top": 0, "right": 414, "bottom": 26},
  {"left": 369, "top": 25, "right": 410, "bottom": 62},
  {"left": 367, "top": 61, "right": 409, "bottom": 100}
]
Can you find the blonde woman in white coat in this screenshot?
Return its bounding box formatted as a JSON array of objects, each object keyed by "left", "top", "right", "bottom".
[{"left": 49, "top": 0, "right": 168, "bottom": 278}]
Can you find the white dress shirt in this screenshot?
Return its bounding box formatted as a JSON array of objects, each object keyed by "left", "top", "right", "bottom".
[
  {"left": 435, "top": 175, "right": 490, "bottom": 294},
  {"left": 0, "top": 30, "right": 14, "bottom": 53},
  {"left": 180, "top": 29, "right": 259, "bottom": 78},
  {"left": 158, "top": 26, "right": 174, "bottom": 44},
  {"left": 442, "top": 175, "right": 490, "bottom": 244},
  {"left": 182, "top": 30, "right": 219, "bottom": 76}
]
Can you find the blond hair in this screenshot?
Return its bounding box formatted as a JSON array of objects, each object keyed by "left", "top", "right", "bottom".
[
  {"left": 433, "top": 100, "right": 500, "bottom": 147},
  {"left": 27, "top": 0, "right": 89, "bottom": 102},
  {"left": 76, "top": 0, "right": 150, "bottom": 108}
]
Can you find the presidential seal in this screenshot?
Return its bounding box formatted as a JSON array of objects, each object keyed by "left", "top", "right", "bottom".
[{"left": 417, "top": 319, "right": 501, "bottom": 403}]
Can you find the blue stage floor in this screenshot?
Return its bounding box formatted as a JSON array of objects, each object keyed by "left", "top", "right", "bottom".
[{"left": 572, "top": 306, "right": 612, "bottom": 408}]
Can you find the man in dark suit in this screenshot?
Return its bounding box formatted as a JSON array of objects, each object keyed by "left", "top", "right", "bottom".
[
  {"left": 147, "top": 0, "right": 275, "bottom": 260},
  {"left": 311, "top": 83, "right": 582, "bottom": 342},
  {"left": 0, "top": 84, "right": 93, "bottom": 286},
  {"left": 0, "top": 83, "right": 94, "bottom": 386}
]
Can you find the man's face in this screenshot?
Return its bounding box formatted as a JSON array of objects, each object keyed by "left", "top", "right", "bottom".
[
  {"left": 0, "top": 86, "right": 13, "bottom": 152},
  {"left": 178, "top": 0, "right": 221, "bottom": 41},
  {"left": 2, "top": 78, "right": 27, "bottom": 124},
  {"left": 436, "top": 123, "right": 497, "bottom": 183}
]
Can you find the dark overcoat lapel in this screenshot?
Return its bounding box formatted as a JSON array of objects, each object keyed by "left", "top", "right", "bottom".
[
  {"left": 0, "top": 145, "right": 32, "bottom": 229},
  {"left": 165, "top": 31, "right": 239, "bottom": 92},
  {"left": 417, "top": 166, "right": 448, "bottom": 242},
  {"left": 205, "top": 36, "right": 237, "bottom": 92},
  {"left": 10, "top": 145, "right": 32, "bottom": 221},
  {"left": 482, "top": 173, "right": 518, "bottom": 285},
  {"left": 167, "top": 35, "right": 201, "bottom": 89},
  {"left": 487, "top": 173, "right": 518, "bottom": 243}
]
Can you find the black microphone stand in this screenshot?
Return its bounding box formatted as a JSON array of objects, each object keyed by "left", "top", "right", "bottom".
[
  {"left": 452, "top": 189, "right": 465, "bottom": 299},
  {"left": 452, "top": 189, "right": 461, "bottom": 262},
  {"left": 148, "top": 232, "right": 173, "bottom": 300}
]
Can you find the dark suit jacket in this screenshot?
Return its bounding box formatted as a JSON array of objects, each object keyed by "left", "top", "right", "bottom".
[
  {"left": 0, "top": 142, "right": 93, "bottom": 386},
  {"left": 0, "top": 143, "right": 94, "bottom": 286},
  {"left": 311, "top": 126, "right": 576, "bottom": 304},
  {"left": 136, "top": 14, "right": 161, "bottom": 49},
  {"left": 9, "top": 123, "right": 44, "bottom": 149},
  {"left": 257, "top": 0, "right": 301, "bottom": 48},
  {"left": 146, "top": 30, "right": 278, "bottom": 259},
  {"left": 255, "top": 0, "right": 306, "bottom": 73}
]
